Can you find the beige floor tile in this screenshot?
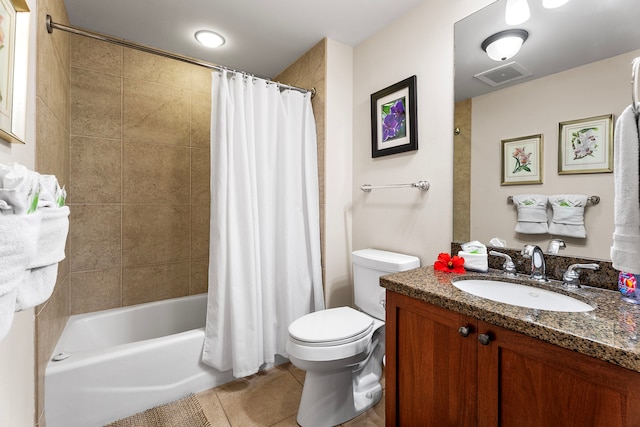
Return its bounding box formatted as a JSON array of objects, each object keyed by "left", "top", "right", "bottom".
[
  {"left": 341, "top": 397, "right": 385, "bottom": 427},
  {"left": 285, "top": 363, "right": 306, "bottom": 385},
  {"left": 196, "top": 388, "right": 231, "bottom": 427},
  {"left": 215, "top": 365, "right": 302, "bottom": 427},
  {"left": 271, "top": 414, "right": 300, "bottom": 427}
]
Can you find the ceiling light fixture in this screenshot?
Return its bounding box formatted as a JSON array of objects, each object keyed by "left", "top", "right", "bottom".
[
  {"left": 481, "top": 29, "right": 529, "bottom": 62},
  {"left": 195, "top": 30, "right": 225, "bottom": 48},
  {"left": 542, "top": 0, "right": 570, "bottom": 8},
  {"left": 505, "top": 0, "right": 530, "bottom": 25}
]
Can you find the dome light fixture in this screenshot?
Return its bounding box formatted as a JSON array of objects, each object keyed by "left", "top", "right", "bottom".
[
  {"left": 542, "top": 0, "right": 570, "bottom": 8},
  {"left": 195, "top": 30, "right": 225, "bottom": 48},
  {"left": 481, "top": 29, "right": 529, "bottom": 62}
]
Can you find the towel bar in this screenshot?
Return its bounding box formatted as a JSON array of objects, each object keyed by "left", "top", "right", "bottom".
[{"left": 361, "top": 180, "right": 430, "bottom": 192}]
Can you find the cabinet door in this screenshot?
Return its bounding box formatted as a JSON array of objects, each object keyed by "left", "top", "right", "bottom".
[
  {"left": 386, "top": 291, "right": 477, "bottom": 427},
  {"left": 477, "top": 320, "right": 640, "bottom": 427}
]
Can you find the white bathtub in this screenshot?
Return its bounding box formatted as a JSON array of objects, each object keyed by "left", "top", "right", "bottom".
[{"left": 45, "top": 294, "right": 235, "bottom": 427}]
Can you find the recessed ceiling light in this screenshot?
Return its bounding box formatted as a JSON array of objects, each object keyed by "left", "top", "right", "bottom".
[{"left": 195, "top": 30, "right": 225, "bottom": 48}]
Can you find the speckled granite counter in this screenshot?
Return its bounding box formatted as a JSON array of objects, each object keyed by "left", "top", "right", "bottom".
[{"left": 381, "top": 266, "right": 640, "bottom": 373}]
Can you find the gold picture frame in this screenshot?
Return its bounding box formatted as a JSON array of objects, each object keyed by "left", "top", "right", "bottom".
[
  {"left": 558, "top": 114, "right": 614, "bottom": 174},
  {"left": 0, "top": 0, "right": 30, "bottom": 144},
  {"left": 501, "top": 134, "right": 543, "bottom": 186}
]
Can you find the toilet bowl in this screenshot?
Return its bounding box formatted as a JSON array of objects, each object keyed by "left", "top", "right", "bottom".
[{"left": 286, "top": 249, "right": 419, "bottom": 427}]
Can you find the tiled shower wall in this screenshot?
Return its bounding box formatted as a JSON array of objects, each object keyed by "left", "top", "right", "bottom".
[{"left": 67, "top": 35, "right": 213, "bottom": 314}]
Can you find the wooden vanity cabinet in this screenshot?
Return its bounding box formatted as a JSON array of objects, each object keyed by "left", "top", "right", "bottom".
[{"left": 385, "top": 291, "right": 640, "bottom": 427}]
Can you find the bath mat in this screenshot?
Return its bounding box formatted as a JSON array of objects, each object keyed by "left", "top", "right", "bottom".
[{"left": 104, "top": 393, "right": 211, "bottom": 427}]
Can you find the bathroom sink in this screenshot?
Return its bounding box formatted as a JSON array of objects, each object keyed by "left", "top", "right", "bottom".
[{"left": 452, "top": 279, "right": 593, "bottom": 312}]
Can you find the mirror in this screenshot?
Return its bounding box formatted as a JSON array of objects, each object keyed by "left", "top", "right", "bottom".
[{"left": 454, "top": 0, "right": 640, "bottom": 260}]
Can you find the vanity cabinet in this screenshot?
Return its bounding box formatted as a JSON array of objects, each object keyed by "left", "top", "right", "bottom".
[{"left": 385, "top": 291, "right": 640, "bottom": 427}]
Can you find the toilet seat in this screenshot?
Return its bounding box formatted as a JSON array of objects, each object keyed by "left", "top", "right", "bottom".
[{"left": 288, "top": 307, "right": 373, "bottom": 346}]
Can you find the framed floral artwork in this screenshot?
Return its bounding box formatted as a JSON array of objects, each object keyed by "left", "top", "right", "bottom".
[
  {"left": 0, "top": 0, "right": 30, "bottom": 144},
  {"left": 501, "top": 134, "right": 543, "bottom": 186},
  {"left": 370, "top": 75, "right": 417, "bottom": 158},
  {"left": 558, "top": 114, "right": 613, "bottom": 174}
]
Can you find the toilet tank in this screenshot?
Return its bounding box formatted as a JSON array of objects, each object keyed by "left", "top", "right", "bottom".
[{"left": 352, "top": 249, "right": 420, "bottom": 320}]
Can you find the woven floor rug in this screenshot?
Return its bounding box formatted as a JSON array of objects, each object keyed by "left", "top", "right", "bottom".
[{"left": 104, "top": 393, "right": 211, "bottom": 427}]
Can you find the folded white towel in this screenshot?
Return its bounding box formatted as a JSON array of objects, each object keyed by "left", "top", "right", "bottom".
[
  {"left": 512, "top": 194, "right": 549, "bottom": 234},
  {"left": 548, "top": 195, "right": 588, "bottom": 238},
  {"left": 0, "top": 163, "right": 40, "bottom": 214},
  {"left": 611, "top": 105, "right": 640, "bottom": 273},
  {"left": 458, "top": 251, "right": 488, "bottom": 273},
  {"left": 0, "top": 212, "right": 41, "bottom": 341},
  {"left": 15, "top": 264, "right": 59, "bottom": 312},
  {"left": 28, "top": 206, "right": 69, "bottom": 269}
]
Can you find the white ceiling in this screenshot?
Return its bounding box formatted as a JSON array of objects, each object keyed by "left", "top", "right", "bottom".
[
  {"left": 455, "top": 0, "right": 640, "bottom": 101},
  {"left": 62, "top": 0, "right": 426, "bottom": 79}
]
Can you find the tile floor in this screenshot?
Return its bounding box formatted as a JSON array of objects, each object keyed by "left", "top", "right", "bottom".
[{"left": 194, "top": 363, "right": 385, "bottom": 427}]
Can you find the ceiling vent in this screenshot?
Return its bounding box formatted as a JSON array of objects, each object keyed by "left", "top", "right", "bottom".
[{"left": 474, "top": 62, "right": 532, "bottom": 87}]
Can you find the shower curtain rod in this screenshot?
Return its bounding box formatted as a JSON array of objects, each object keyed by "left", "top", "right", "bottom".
[{"left": 45, "top": 15, "right": 316, "bottom": 97}]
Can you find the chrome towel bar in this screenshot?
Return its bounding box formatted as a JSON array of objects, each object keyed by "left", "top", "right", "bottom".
[
  {"left": 507, "top": 195, "right": 600, "bottom": 205},
  {"left": 361, "top": 180, "right": 430, "bottom": 192}
]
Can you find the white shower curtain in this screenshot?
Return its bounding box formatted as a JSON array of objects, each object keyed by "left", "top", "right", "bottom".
[{"left": 202, "top": 70, "right": 324, "bottom": 378}]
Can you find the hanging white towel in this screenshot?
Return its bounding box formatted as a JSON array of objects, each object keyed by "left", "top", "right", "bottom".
[
  {"left": 611, "top": 105, "right": 640, "bottom": 273},
  {"left": 548, "top": 195, "right": 588, "bottom": 238},
  {"left": 0, "top": 212, "right": 41, "bottom": 341},
  {"left": 512, "top": 194, "right": 549, "bottom": 234}
]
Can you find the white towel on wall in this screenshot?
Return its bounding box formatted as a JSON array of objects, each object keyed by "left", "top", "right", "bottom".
[
  {"left": 611, "top": 105, "right": 640, "bottom": 273},
  {"left": 548, "top": 195, "right": 588, "bottom": 238},
  {"left": 15, "top": 264, "right": 59, "bottom": 312},
  {"left": 0, "top": 212, "right": 41, "bottom": 341},
  {"left": 512, "top": 194, "right": 549, "bottom": 234}
]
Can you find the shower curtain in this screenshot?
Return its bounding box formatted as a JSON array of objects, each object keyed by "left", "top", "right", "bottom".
[{"left": 202, "top": 70, "right": 324, "bottom": 377}]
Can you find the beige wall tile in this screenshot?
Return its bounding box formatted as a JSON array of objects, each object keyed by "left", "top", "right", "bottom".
[
  {"left": 190, "top": 66, "right": 213, "bottom": 94},
  {"left": 123, "top": 79, "right": 190, "bottom": 146},
  {"left": 71, "top": 34, "right": 123, "bottom": 76},
  {"left": 191, "top": 91, "right": 211, "bottom": 148},
  {"left": 122, "top": 204, "right": 190, "bottom": 266},
  {"left": 71, "top": 68, "right": 122, "bottom": 139},
  {"left": 69, "top": 136, "right": 122, "bottom": 204},
  {"left": 191, "top": 204, "right": 210, "bottom": 260},
  {"left": 124, "top": 49, "right": 192, "bottom": 89},
  {"left": 70, "top": 268, "right": 122, "bottom": 315},
  {"left": 122, "top": 262, "right": 190, "bottom": 306},
  {"left": 190, "top": 260, "right": 209, "bottom": 295},
  {"left": 191, "top": 148, "right": 210, "bottom": 205},
  {"left": 69, "top": 205, "right": 122, "bottom": 272},
  {"left": 123, "top": 141, "right": 190, "bottom": 204},
  {"left": 36, "top": 99, "right": 70, "bottom": 186}
]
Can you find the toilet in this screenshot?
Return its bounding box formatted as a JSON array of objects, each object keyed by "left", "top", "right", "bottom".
[{"left": 286, "top": 248, "right": 420, "bottom": 426}]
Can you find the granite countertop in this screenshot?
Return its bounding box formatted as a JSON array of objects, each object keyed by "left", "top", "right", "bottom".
[{"left": 381, "top": 266, "right": 640, "bottom": 373}]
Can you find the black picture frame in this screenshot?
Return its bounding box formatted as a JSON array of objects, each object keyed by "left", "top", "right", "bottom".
[{"left": 370, "top": 75, "right": 418, "bottom": 158}]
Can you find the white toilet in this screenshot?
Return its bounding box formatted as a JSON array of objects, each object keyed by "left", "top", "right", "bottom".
[{"left": 286, "top": 248, "right": 420, "bottom": 426}]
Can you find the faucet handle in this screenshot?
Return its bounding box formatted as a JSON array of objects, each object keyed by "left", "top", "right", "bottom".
[
  {"left": 562, "top": 263, "right": 600, "bottom": 288},
  {"left": 489, "top": 250, "right": 517, "bottom": 276},
  {"left": 546, "top": 239, "right": 566, "bottom": 254}
]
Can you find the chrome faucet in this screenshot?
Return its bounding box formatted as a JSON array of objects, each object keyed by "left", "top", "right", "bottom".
[
  {"left": 562, "top": 263, "right": 600, "bottom": 288},
  {"left": 522, "top": 245, "right": 547, "bottom": 282},
  {"left": 489, "top": 250, "right": 517, "bottom": 276}
]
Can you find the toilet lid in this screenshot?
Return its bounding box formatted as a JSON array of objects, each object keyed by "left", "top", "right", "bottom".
[{"left": 288, "top": 307, "right": 374, "bottom": 346}]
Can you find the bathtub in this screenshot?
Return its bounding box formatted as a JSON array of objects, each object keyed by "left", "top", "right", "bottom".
[{"left": 44, "top": 294, "right": 235, "bottom": 427}]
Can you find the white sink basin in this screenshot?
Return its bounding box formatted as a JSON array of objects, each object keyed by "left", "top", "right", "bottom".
[{"left": 452, "top": 279, "right": 593, "bottom": 312}]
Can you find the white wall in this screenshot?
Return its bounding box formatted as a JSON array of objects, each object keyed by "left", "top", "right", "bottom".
[
  {"left": 470, "top": 49, "right": 639, "bottom": 259},
  {"left": 0, "top": 0, "right": 37, "bottom": 425},
  {"left": 325, "top": 39, "right": 355, "bottom": 308},
  {"left": 351, "top": 0, "right": 494, "bottom": 267}
]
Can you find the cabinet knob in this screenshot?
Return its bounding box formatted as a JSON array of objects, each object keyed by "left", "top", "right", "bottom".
[
  {"left": 478, "top": 334, "right": 492, "bottom": 345},
  {"left": 458, "top": 326, "right": 471, "bottom": 337}
]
